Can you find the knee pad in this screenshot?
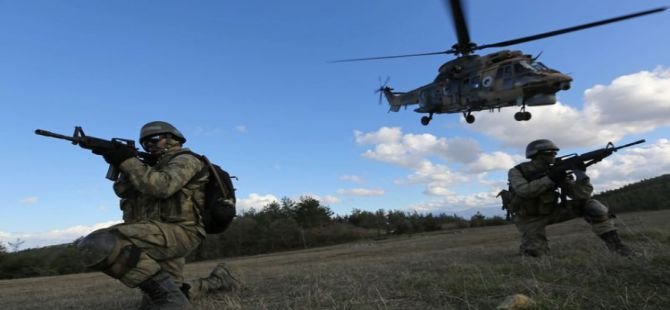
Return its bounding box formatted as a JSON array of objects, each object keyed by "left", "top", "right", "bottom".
[
  {"left": 77, "top": 228, "right": 143, "bottom": 278},
  {"left": 583, "top": 199, "right": 609, "bottom": 223},
  {"left": 77, "top": 228, "right": 121, "bottom": 268},
  {"left": 103, "top": 243, "right": 143, "bottom": 279}
]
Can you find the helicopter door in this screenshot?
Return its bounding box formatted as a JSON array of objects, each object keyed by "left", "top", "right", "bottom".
[{"left": 496, "top": 64, "right": 514, "bottom": 90}]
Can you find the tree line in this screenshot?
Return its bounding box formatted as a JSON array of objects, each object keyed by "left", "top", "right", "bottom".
[
  {"left": 1, "top": 174, "right": 667, "bottom": 280},
  {"left": 593, "top": 174, "right": 670, "bottom": 213},
  {"left": 188, "top": 196, "right": 508, "bottom": 261}
]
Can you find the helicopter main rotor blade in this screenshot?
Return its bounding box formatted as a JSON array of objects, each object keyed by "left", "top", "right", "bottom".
[
  {"left": 447, "top": 0, "right": 472, "bottom": 53},
  {"left": 330, "top": 50, "right": 455, "bottom": 63},
  {"left": 476, "top": 6, "right": 667, "bottom": 51}
]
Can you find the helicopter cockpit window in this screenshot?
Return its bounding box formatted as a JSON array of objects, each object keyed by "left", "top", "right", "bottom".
[
  {"left": 530, "top": 61, "right": 550, "bottom": 71},
  {"left": 515, "top": 61, "right": 537, "bottom": 73}
]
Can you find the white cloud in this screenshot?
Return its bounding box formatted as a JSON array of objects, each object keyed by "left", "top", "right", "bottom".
[
  {"left": 354, "top": 126, "right": 482, "bottom": 168},
  {"left": 237, "top": 193, "right": 279, "bottom": 211},
  {"left": 321, "top": 195, "right": 342, "bottom": 205},
  {"left": 465, "top": 152, "right": 523, "bottom": 173},
  {"left": 0, "top": 220, "right": 122, "bottom": 250},
  {"left": 397, "top": 161, "right": 468, "bottom": 186},
  {"left": 470, "top": 67, "right": 670, "bottom": 149},
  {"left": 588, "top": 139, "right": 670, "bottom": 191},
  {"left": 301, "top": 194, "right": 342, "bottom": 205},
  {"left": 408, "top": 190, "right": 500, "bottom": 213},
  {"left": 340, "top": 175, "right": 364, "bottom": 183},
  {"left": 19, "top": 196, "right": 39, "bottom": 205},
  {"left": 236, "top": 125, "right": 247, "bottom": 133},
  {"left": 354, "top": 126, "right": 402, "bottom": 145},
  {"left": 585, "top": 67, "right": 670, "bottom": 126},
  {"left": 337, "top": 188, "right": 385, "bottom": 196}
]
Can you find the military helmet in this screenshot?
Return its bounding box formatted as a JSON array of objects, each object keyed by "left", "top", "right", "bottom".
[
  {"left": 140, "top": 121, "right": 186, "bottom": 143},
  {"left": 526, "top": 139, "right": 559, "bottom": 158}
]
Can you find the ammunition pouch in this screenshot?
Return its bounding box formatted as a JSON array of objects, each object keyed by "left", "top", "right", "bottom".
[{"left": 517, "top": 191, "right": 559, "bottom": 216}]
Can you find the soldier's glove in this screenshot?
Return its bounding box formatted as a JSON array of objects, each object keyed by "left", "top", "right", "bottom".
[
  {"left": 547, "top": 168, "right": 567, "bottom": 184},
  {"left": 93, "top": 147, "right": 137, "bottom": 166},
  {"left": 574, "top": 161, "right": 588, "bottom": 172}
]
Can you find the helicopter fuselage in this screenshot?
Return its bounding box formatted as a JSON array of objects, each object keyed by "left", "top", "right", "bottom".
[{"left": 382, "top": 50, "right": 572, "bottom": 124}]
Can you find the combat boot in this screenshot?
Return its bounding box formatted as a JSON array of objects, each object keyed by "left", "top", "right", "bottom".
[
  {"left": 186, "top": 262, "right": 241, "bottom": 300},
  {"left": 599, "top": 230, "right": 633, "bottom": 257},
  {"left": 138, "top": 271, "right": 191, "bottom": 310}
]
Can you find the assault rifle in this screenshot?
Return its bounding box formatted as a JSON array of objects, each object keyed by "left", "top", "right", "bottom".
[
  {"left": 552, "top": 139, "right": 646, "bottom": 173},
  {"left": 35, "top": 126, "right": 153, "bottom": 181},
  {"left": 551, "top": 139, "right": 645, "bottom": 209}
]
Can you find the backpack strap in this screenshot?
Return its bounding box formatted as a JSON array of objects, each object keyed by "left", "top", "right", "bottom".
[
  {"left": 513, "top": 163, "right": 527, "bottom": 179},
  {"left": 167, "top": 150, "right": 229, "bottom": 199}
]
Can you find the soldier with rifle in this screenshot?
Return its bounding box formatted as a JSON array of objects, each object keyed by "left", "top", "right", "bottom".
[
  {"left": 502, "top": 139, "right": 644, "bottom": 257},
  {"left": 36, "top": 122, "right": 239, "bottom": 309}
]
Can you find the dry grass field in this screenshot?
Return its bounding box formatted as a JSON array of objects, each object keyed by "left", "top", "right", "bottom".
[{"left": 1, "top": 210, "right": 669, "bottom": 309}]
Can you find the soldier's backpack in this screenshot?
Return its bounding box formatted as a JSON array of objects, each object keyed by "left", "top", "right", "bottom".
[{"left": 173, "top": 151, "right": 237, "bottom": 234}]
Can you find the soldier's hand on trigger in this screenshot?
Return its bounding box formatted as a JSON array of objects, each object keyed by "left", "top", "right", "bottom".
[
  {"left": 92, "top": 147, "right": 137, "bottom": 166},
  {"left": 547, "top": 168, "right": 568, "bottom": 184}
]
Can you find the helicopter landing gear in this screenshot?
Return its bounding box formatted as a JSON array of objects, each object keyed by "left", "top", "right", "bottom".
[
  {"left": 463, "top": 111, "right": 475, "bottom": 124},
  {"left": 420, "top": 113, "right": 433, "bottom": 126},
  {"left": 514, "top": 106, "right": 532, "bottom": 121},
  {"left": 514, "top": 111, "right": 532, "bottom": 121}
]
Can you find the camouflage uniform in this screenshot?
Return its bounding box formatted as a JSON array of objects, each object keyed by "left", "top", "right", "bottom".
[
  {"left": 108, "top": 141, "right": 207, "bottom": 287},
  {"left": 75, "top": 121, "right": 209, "bottom": 310},
  {"left": 508, "top": 160, "right": 615, "bottom": 256}
]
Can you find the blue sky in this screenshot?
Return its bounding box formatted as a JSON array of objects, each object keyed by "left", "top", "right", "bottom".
[{"left": 1, "top": 0, "right": 668, "bottom": 249}]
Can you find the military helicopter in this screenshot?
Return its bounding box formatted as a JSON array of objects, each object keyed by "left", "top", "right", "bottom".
[{"left": 334, "top": 0, "right": 667, "bottom": 125}]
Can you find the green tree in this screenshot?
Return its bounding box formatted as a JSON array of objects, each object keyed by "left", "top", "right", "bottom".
[
  {"left": 375, "top": 209, "right": 387, "bottom": 238},
  {"left": 294, "top": 196, "right": 333, "bottom": 229},
  {"left": 0, "top": 242, "right": 6, "bottom": 262},
  {"left": 387, "top": 210, "right": 412, "bottom": 235},
  {"left": 348, "top": 208, "right": 378, "bottom": 229},
  {"left": 269, "top": 218, "right": 301, "bottom": 249},
  {"left": 470, "top": 212, "right": 486, "bottom": 227}
]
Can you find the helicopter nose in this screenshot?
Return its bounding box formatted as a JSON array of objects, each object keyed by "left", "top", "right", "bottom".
[
  {"left": 553, "top": 75, "right": 571, "bottom": 91},
  {"left": 558, "top": 81, "right": 570, "bottom": 90}
]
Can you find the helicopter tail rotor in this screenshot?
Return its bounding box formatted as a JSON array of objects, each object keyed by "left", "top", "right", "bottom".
[{"left": 375, "top": 76, "right": 392, "bottom": 106}]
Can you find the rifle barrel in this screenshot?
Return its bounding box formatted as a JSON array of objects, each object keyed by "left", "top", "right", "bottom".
[
  {"left": 34, "top": 129, "right": 76, "bottom": 142},
  {"left": 616, "top": 139, "right": 646, "bottom": 150}
]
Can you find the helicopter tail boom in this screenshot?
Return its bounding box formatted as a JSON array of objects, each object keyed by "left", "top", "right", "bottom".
[{"left": 378, "top": 86, "right": 420, "bottom": 112}]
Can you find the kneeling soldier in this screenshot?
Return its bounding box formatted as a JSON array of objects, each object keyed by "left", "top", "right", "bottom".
[{"left": 508, "top": 139, "right": 632, "bottom": 257}]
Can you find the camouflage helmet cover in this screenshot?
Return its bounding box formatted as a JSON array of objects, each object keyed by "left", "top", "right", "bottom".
[
  {"left": 140, "top": 121, "right": 186, "bottom": 143},
  {"left": 526, "top": 139, "right": 559, "bottom": 158}
]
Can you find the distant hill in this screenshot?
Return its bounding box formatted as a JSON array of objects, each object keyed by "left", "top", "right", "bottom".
[{"left": 594, "top": 174, "right": 670, "bottom": 213}]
